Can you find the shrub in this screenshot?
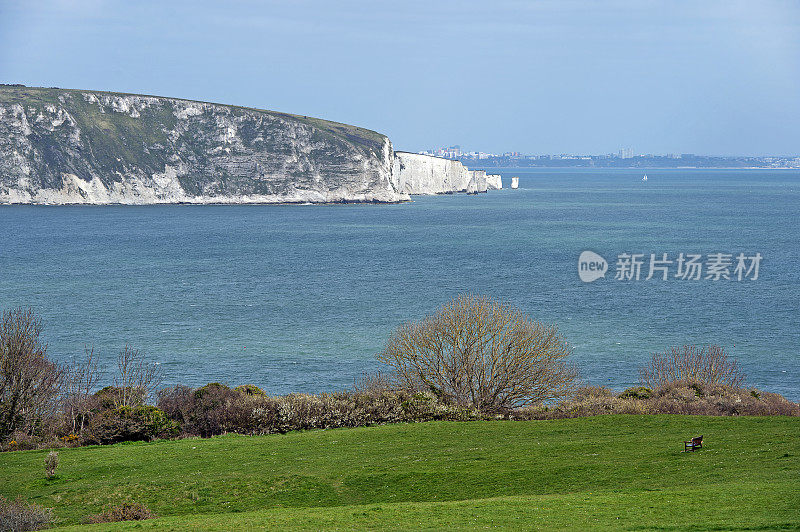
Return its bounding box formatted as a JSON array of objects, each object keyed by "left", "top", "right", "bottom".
[
  {"left": 618, "top": 386, "right": 653, "bottom": 400},
  {"left": 573, "top": 386, "right": 614, "bottom": 401},
  {"left": 82, "top": 405, "right": 178, "bottom": 445},
  {"left": 3, "top": 431, "right": 36, "bottom": 452},
  {"left": 44, "top": 451, "right": 58, "bottom": 479},
  {"left": 87, "top": 502, "right": 155, "bottom": 524},
  {"left": 188, "top": 383, "right": 251, "bottom": 437},
  {"left": 234, "top": 384, "right": 266, "bottom": 396},
  {"left": 377, "top": 294, "right": 577, "bottom": 413},
  {"left": 515, "top": 380, "right": 800, "bottom": 420},
  {"left": 158, "top": 383, "right": 262, "bottom": 437},
  {"left": 156, "top": 385, "right": 195, "bottom": 425},
  {"left": 93, "top": 386, "right": 144, "bottom": 410},
  {"left": 156, "top": 383, "right": 485, "bottom": 439},
  {"left": 640, "top": 344, "right": 745, "bottom": 388},
  {"left": 60, "top": 433, "right": 79, "bottom": 446},
  {"left": 0, "top": 495, "right": 53, "bottom": 531},
  {"left": 0, "top": 308, "right": 63, "bottom": 440}
]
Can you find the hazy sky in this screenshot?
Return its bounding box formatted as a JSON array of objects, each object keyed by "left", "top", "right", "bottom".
[{"left": 1, "top": 0, "right": 799, "bottom": 155}]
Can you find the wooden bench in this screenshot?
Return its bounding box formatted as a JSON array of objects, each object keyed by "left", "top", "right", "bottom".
[{"left": 683, "top": 435, "right": 703, "bottom": 452}]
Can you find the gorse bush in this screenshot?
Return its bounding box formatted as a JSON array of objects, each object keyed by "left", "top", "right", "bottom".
[
  {"left": 378, "top": 294, "right": 577, "bottom": 413},
  {"left": 234, "top": 384, "right": 266, "bottom": 396},
  {"left": 82, "top": 404, "right": 178, "bottom": 445},
  {"left": 618, "top": 386, "right": 653, "bottom": 400},
  {"left": 0, "top": 495, "right": 52, "bottom": 531}
]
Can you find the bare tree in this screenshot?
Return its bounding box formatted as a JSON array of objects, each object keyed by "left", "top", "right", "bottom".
[
  {"left": 640, "top": 344, "right": 746, "bottom": 388},
  {"left": 0, "top": 307, "right": 63, "bottom": 439},
  {"left": 113, "top": 345, "right": 162, "bottom": 407},
  {"left": 63, "top": 346, "right": 102, "bottom": 433},
  {"left": 352, "top": 370, "right": 393, "bottom": 395},
  {"left": 377, "top": 294, "right": 577, "bottom": 412}
]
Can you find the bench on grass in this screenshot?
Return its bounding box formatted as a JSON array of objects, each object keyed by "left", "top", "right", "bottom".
[{"left": 683, "top": 435, "right": 703, "bottom": 452}]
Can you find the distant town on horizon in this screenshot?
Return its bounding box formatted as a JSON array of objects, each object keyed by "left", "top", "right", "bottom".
[{"left": 423, "top": 145, "right": 800, "bottom": 169}]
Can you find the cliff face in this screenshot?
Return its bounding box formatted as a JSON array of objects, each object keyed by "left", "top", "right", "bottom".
[
  {"left": 0, "top": 86, "right": 499, "bottom": 204},
  {"left": 392, "top": 152, "right": 502, "bottom": 195},
  {"left": 0, "top": 86, "right": 404, "bottom": 204}
]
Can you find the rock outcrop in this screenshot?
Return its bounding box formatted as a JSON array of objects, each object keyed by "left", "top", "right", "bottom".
[
  {"left": 485, "top": 173, "right": 503, "bottom": 191},
  {"left": 392, "top": 152, "right": 502, "bottom": 195},
  {"left": 0, "top": 86, "right": 499, "bottom": 204}
]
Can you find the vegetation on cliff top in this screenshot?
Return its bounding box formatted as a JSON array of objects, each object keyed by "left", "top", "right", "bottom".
[
  {"left": 0, "top": 84, "right": 387, "bottom": 151},
  {"left": 2, "top": 303, "right": 797, "bottom": 453},
  {"left": 1, "top": 85, "right": 390, "bottom": 198}
]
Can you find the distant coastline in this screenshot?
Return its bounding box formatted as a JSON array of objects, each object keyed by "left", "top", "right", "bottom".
[{"left": 456, "top": 154, "right": 800, "bottom": 170}]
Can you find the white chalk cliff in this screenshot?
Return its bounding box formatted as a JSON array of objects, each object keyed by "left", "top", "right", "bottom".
[
  {"left": 392, "top": 152, "right": 502, "bottom": 196},
  {"left": 0, "top": 86, "right": 500, "bottom": 204}
]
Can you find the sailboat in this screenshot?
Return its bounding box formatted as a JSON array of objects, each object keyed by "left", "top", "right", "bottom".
[
  {"left": 642, "top": 174, "right": 648, "bottom": 182},
  {"left": 511, "top": 176, "right": 519, "bottom": 189}
]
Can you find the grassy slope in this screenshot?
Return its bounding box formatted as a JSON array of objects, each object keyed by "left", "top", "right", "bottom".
[
  {"left": 1, "top": 415, "right": 798, "bottom": 530},
  {"left": 0, "top": 85, "right": 387, "bottom": 158}
]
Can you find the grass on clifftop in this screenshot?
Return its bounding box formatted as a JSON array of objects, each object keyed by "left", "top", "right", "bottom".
[
  {"left": 0, "top": 85, "right": 387, "bottom": 157},
  {"left": 1, "top": 415, "right": 798, "bottom": 530}
]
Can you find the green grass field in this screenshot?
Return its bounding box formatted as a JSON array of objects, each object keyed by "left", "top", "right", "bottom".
[{"left": 1, "top": 415, "right": 798, "bottom": 530}]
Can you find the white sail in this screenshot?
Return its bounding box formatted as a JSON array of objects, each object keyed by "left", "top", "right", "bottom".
[
  {"left": 511, "top": 176, "right": 519, "bottom": 189},
  {"left": 642, "top": 174, "right": 648, "bottom": 181}
]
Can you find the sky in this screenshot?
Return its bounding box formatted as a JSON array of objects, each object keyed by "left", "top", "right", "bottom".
[{"left": 1, "top": 0, "right": 799, "bottom": 155}]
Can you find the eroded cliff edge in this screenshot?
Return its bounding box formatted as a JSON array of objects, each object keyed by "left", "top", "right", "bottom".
[
  {"left": 0, "top": 86, "right": 499, "bottom": 204},
  {"left": 392, "top": 152, "right": 501, "bottom": 195}
]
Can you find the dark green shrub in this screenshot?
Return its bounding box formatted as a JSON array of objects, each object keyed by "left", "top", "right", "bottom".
[
  {"left": 94, "top": 386, "right": 145, "bottom": 409},
  {"left": 688, "top": 381, "right": 705, "bottom": 397},
  {"left": 618, "top": 386, "right": 653, "bottom": 400},
  {"left": 83, "top": 405, "right": 178, "bottom": 445},
  {"left": 234, "top": 384, "right": 266, "bottom": 396},
  {"left": 195, "top": 382, "right": 231, "bottom": 397}
]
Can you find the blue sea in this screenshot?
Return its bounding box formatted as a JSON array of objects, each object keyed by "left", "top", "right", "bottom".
[{"left": 1, "top": 168, "right": 798, "bottom": 400}]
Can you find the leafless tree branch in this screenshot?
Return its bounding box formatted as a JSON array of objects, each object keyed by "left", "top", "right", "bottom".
[{"left": 377, "top": 294, "right": 577, "bottom": 412}]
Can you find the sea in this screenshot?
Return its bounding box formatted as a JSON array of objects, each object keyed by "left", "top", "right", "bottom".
[{"left": 1, "top": 168, "right": 798, "bottom": 400}]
